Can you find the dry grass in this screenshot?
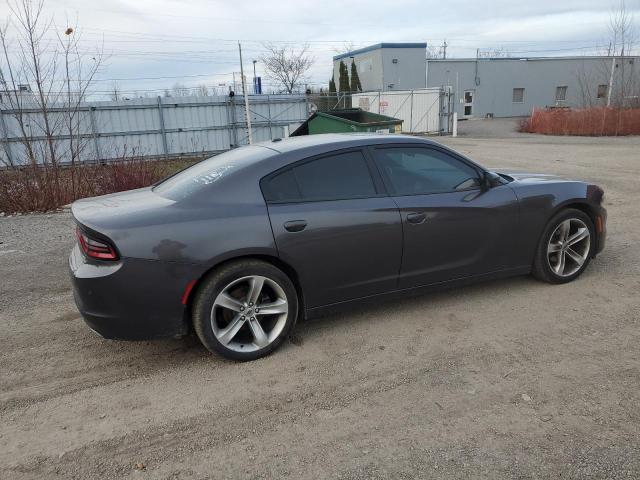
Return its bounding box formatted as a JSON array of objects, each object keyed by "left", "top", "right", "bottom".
[
  {"left": 520, "top": 107, "right": 640, "bottom": 136},
  {"left": 0, "top": 157, "right": 198, "bottom": 214}
]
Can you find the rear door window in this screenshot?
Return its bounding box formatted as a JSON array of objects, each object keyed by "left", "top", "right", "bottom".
[
  {"left": 263, "top": 169, "right": 301, "bottom": 202},
  {"left": 263, "top": 150, "right": 377, "bottom": 202}
]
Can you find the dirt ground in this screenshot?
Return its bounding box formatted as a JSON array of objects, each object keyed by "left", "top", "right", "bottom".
[{"left": 1, "top": 120, "right": 639, "bottom": 479}]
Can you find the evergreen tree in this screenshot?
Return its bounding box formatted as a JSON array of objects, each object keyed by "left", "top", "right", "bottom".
[
  {"left": 338, "top": 60, "right": 350, "bottom": 92},
  {"left": 350, "top": 61, "right": 362, "bottom": 92},
  {"left": 328, "top": 77, "right": 336, "bottom": 93}
]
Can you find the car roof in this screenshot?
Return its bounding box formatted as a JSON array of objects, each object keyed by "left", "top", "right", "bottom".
[{"left": 256, "top": 133, "right": 440, "bottom": 154}]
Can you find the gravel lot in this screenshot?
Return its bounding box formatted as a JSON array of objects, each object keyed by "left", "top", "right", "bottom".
[{"left": 1, "top": 121, "right": 639, "bottom": 479}]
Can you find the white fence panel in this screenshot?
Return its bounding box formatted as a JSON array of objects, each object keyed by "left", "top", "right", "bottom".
[{"left": 351, "top": 88, "right": 445, "bottom": 134}]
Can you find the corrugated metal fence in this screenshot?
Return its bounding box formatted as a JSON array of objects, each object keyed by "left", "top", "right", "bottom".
[
  {"left": 0, "top": 89, "right": 452, "bottom": 166},
  {"left": 0, "top": 94, "right": 308, "bottom": 165}
]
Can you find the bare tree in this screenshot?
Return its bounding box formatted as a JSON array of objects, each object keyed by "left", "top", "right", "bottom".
[
  {"left": 574, "top": 64, "right": 596, "bottom": 108},
  {"left": 171, "top": 82, "right": 190, "bottom": 97},
  {"left": 260, "top": 43, "right": 314, "bottom": 94},
  {"left": 108, "top": 82, "right": 121, "bottom": 101},
  {"left": 607, "top": 0, "right": 636, "bottom": 106},
  {"left": 574, "top": 1, "right": 638, "bottom": 108},
  {"left": 332, "top": 41, "right": 356, "bottom": 56},
  {"left": 58, "top": 20, "right": 103, "bottom": 196},
  {"left": 566, "top": 0, "right": 640, "bottom": 119},
  {"left": 0, "top": 0, "right": 103, "bottom": 208},
  {"left": 195, "top": 84, "right": 209, "bottom": 96}
]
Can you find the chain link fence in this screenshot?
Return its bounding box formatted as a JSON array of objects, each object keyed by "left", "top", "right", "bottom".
[{"left": 306, "top": 88, "right": 452, "bottom": 135}]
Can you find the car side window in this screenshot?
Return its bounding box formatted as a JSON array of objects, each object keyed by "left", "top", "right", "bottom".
[
  {"left": 263, "top": 150, "right": 377, "bottom": 202},
  {"left": 372, "top": 147, "right": 481, "bottom": 196},
  {"left": 263, "top": 169, "right": 300, "bottom": 202}
]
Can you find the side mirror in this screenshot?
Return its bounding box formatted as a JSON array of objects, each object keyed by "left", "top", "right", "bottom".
[{"left": 481, "top": 171, "right": 502, "bottom": 190}]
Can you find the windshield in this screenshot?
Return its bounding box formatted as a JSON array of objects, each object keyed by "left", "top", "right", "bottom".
[{"left": 154, "top": 146, "right": 276, "bottom": 200}]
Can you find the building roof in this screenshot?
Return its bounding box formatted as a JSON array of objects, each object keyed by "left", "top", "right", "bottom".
[
  {"left": 333, "top": 43, "right": 427, "bottom": 61},
  {"left": 427, "top": 55, "right": 639, "bottom": 62}
]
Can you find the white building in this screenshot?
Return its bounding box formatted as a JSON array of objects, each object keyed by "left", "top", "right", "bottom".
[{"left": 333, "top": 43, "right": 427, "bottom": 92}]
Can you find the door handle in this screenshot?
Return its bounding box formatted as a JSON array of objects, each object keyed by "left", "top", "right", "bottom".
[
  {"left": 406, "top": 212, "right": 427, "bottom": 224},
  {"left": 284, "top": 220, "right": 307, "bottom": 232}
]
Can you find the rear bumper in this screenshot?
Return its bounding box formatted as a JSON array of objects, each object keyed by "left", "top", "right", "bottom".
[{"left": 69, "top": 244, "right": 202, "bottom": 340}]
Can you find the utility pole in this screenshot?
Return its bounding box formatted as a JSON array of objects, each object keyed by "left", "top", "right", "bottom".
[
  {"left": 606, "top": 42, "right": 615, "bottom": 107},
  {"left": 442, "top": 40, "right": 447, "bottom": 59},
  {"left": 238, "top": 42, "right": 253, "bottom": 144}
]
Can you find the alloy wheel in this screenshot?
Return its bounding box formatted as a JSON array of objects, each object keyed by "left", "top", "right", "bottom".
[
  {"left": 547, "top": 218, "right": 591, "bottom": 277},
  {"left": 210, "top": 275, "right": 289, "bottom": 353}
]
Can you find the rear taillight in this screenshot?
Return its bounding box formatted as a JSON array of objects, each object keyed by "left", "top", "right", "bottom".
[{"left": 76, "top": 227, "right": 119, "bottom": 261}]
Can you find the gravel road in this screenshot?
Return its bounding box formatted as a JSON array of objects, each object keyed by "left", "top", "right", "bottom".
[{"left": 1, "top": 124, "right": 639, "bottom": 479}]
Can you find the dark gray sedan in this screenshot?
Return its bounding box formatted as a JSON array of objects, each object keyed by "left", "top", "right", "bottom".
[{"left": 70, "top": 134, "right": 606, "bottom": 360}]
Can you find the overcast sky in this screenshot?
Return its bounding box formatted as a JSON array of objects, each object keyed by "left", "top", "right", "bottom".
[{"left": 2, "top": 0, "right": 639, "bottom": 97}]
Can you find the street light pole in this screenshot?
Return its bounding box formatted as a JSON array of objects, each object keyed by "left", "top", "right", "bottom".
[{"left": 252, "top": 60, "right": 257, "bottom": 94}]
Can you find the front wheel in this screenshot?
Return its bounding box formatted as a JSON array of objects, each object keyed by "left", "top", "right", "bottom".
[
  {"left": 532, "top": 208, "right": 595, "bottom": 284},
  {"left": 192, "top": 260, "right": 299, "bottom": 361}
]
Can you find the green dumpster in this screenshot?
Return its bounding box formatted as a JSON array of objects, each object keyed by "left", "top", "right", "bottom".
[{"left": 291, "top": 108, "right": 403, "bottom": 136}]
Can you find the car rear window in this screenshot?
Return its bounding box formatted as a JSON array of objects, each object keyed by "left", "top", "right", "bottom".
[{"left": 154, "top": 146, "right": 277, "bottom": 201}]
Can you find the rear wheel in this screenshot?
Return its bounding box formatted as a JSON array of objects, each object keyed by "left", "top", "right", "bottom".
[
  {"left": 532, "top": 208, "right": 595, "bottom": 284},
  {"left": 192, "top": 260, "right": 298, "bottom": 361}
]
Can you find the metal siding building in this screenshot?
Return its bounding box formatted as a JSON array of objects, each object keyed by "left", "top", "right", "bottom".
[
  {"left": 426, "top": 56, "right": 640, "bottom": 118},
  {"left": 333, "top": 43, "right": 427, "bottom": 92}
]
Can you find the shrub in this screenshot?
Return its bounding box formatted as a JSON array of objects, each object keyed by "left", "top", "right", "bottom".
[
  {"left": 520, "top": 107, "right": 640, "bottom": 136},
  {"left": 0, "top": 156, "right": 197, "bottom": 214}
]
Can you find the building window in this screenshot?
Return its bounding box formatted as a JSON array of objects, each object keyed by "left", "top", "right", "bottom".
[
  {"left": 597, "top": 84, "right": 608, "bottom": 99},
  {"left": 555, "top": 86, "right": 567, "bottom": 102},
  {"left": 512, "top": 88, "right": 525, "bottom": 103}
]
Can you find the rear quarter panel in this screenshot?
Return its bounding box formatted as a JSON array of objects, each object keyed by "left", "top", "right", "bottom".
[{"left": 74, "top": 172, "right": 280, "bottom": 269}]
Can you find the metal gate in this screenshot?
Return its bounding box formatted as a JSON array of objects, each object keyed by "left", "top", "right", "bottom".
[{"left": 350, "top": 88, "right": 451, "bottom": 134}]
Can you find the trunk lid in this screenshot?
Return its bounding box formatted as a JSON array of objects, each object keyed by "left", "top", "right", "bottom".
[{"left": 71, "top": 187, "right": 175, "bottom": 232}]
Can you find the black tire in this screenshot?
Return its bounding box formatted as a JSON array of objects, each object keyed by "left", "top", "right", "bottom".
[
  {"left": 192, "top": 259, "right": 299, "bottom": 361},
  {"left": 532, "top": 208, "right": 595, "bottom": 284}
]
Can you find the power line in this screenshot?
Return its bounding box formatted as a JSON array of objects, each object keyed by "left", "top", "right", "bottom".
[{"left": 63, "top": 27, "right": 617, "bottom": 45}]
